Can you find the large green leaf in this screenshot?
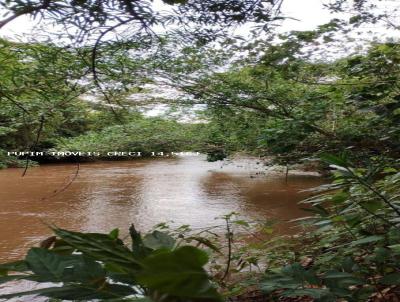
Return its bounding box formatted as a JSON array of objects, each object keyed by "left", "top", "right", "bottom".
[
  {"left": 350, "top": 235, "right": 384, "bottom": 246},
  {"left": 323, "top": 270, "right": 363, "bottom": 290},
  {"left": 62, "top": 255, "right": 106, "bottom": 283},
  {"left": 0, "top": 260, "right": 29, "bottom": 273},
  {"left": 262, "top": 274, "right": 302, "bottom": 293},
  {"left": 142, "top": 231, "right": 176, "bottom": 250},
  {"left": 380, "top": 273, "right": 400, "bottom": 285},
  {"left": 330, "top": 191, "right": 349, "bottom": 204},
  {"left": 0, "top": 275, "right": 29, "bottom": 285},
  {"left": 282, "top": 288, "right": 331, "bottom": 299},
  {"left": 129, "top": 224, "right": 152, "bottom": 259},
  {"left": 301, "top": 205, "right": 330, "bottom": 217},
  {"left": 53, "top": 228, "right": 142, "bottom": 270},
  {"left": 137, "top": 246, "right": 221, "bottom": 301},
  {"left": 25, "top": 248, "right": 85, "bottom": 282},
  {"left": 0, "top": 284, "right": 137, "bottom": 300},
  {"left": 323, "top": 271, "right": 355, "bottom": 279},
  {"left": 320, "top": 154, "right": 349, "bottom": 168},
  {"left": 281, "top": 263, "right": 319, "bottom": 285}
]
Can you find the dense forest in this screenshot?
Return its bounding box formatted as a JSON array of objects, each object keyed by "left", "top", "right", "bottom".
[{"left": 0, "top": 0, "right": 400, "bottom": 301}]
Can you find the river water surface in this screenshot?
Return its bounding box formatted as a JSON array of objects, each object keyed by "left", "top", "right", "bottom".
[{"left": 0, "top": 155, "right": 323, "bottom": 263}]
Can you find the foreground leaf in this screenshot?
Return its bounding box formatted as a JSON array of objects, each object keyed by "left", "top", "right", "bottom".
[
  {"left": 137, "top": 246, "right": 221, "bottom": 301},
  {"left": 0, "top": 284, "right": 137, "bottom": 300},
  {"left": 53, "top": 228, "right": 142, "bottom": 270},
  {"left": 143, "top": 231, "right": 176, "bottom": 250}
]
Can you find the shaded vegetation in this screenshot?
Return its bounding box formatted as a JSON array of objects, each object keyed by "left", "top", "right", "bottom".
[{"left": 1, "top": 0, "right": 400, "bottom": 301}]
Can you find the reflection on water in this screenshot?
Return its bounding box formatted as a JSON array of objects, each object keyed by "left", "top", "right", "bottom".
[{"left": 0, "top": 156, "right": 323, "bottom": 262}]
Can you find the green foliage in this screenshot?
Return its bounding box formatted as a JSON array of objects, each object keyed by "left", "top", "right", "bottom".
[
  {"left": 0, "top": 226, "right": 222, "bottom": 302},
  {"left": 0, "top": 148, "right": 31, "bottom": 168},
  {"left": 0, "top": 39, "right": 92, "bottom": 166},
  {"left": 0, "top": 38, "right": 207, "bottom": 166},
  {"left": 258, "top": 155, "right": 400, "bottom": 301},
  {"left": 183, "top": 41, "right": 400, "bottom": 166},
  {"left": 55, "top": 116, "right": 205, "bottom": 156}
]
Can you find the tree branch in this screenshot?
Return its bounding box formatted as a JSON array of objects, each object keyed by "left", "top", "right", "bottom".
[{"left": 0, "top": 0, "right": 51, "bottom": 29}]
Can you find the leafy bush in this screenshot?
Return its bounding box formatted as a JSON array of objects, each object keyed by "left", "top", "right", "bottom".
[
  {"left": 0, "top": 148, "right": 36, "bottom": 169},
  {"left": 260, "top": 154, "right": 400, "bottom": 301},
  {"left": 0, "top": 226, "right": 222, "bottom": 301},
  {"left": 55, "top": 117, "right": 204, "bottom": 156}
]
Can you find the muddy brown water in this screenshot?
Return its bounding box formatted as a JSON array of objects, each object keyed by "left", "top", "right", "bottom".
[{"left": 0, "top": 155, "right": 324, "bottom": 263}]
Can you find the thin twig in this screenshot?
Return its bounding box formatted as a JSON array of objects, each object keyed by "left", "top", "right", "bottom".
[
  {"left": 90, "top": 18, "right": 136, "bottom": 120},
  {"left": 221, "top": 217, "right": 233, "bottom": 281},
  {"left": 0, "top": 0, "right": 51, "bottom": 29},
  {"left": 22, "top": 114, "right": 45, "bottom": 177},
  {"left": 41, "top": 162, "right": 80, "bottom": 201}
]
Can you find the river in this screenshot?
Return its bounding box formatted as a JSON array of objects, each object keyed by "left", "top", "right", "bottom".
[{"left": 0, "top": 155, "right": 323, "bottom": 263}]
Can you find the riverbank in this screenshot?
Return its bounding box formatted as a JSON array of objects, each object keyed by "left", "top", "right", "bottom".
[{"left": 1, "top": 151, "right": 325, "bottom": 177}]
